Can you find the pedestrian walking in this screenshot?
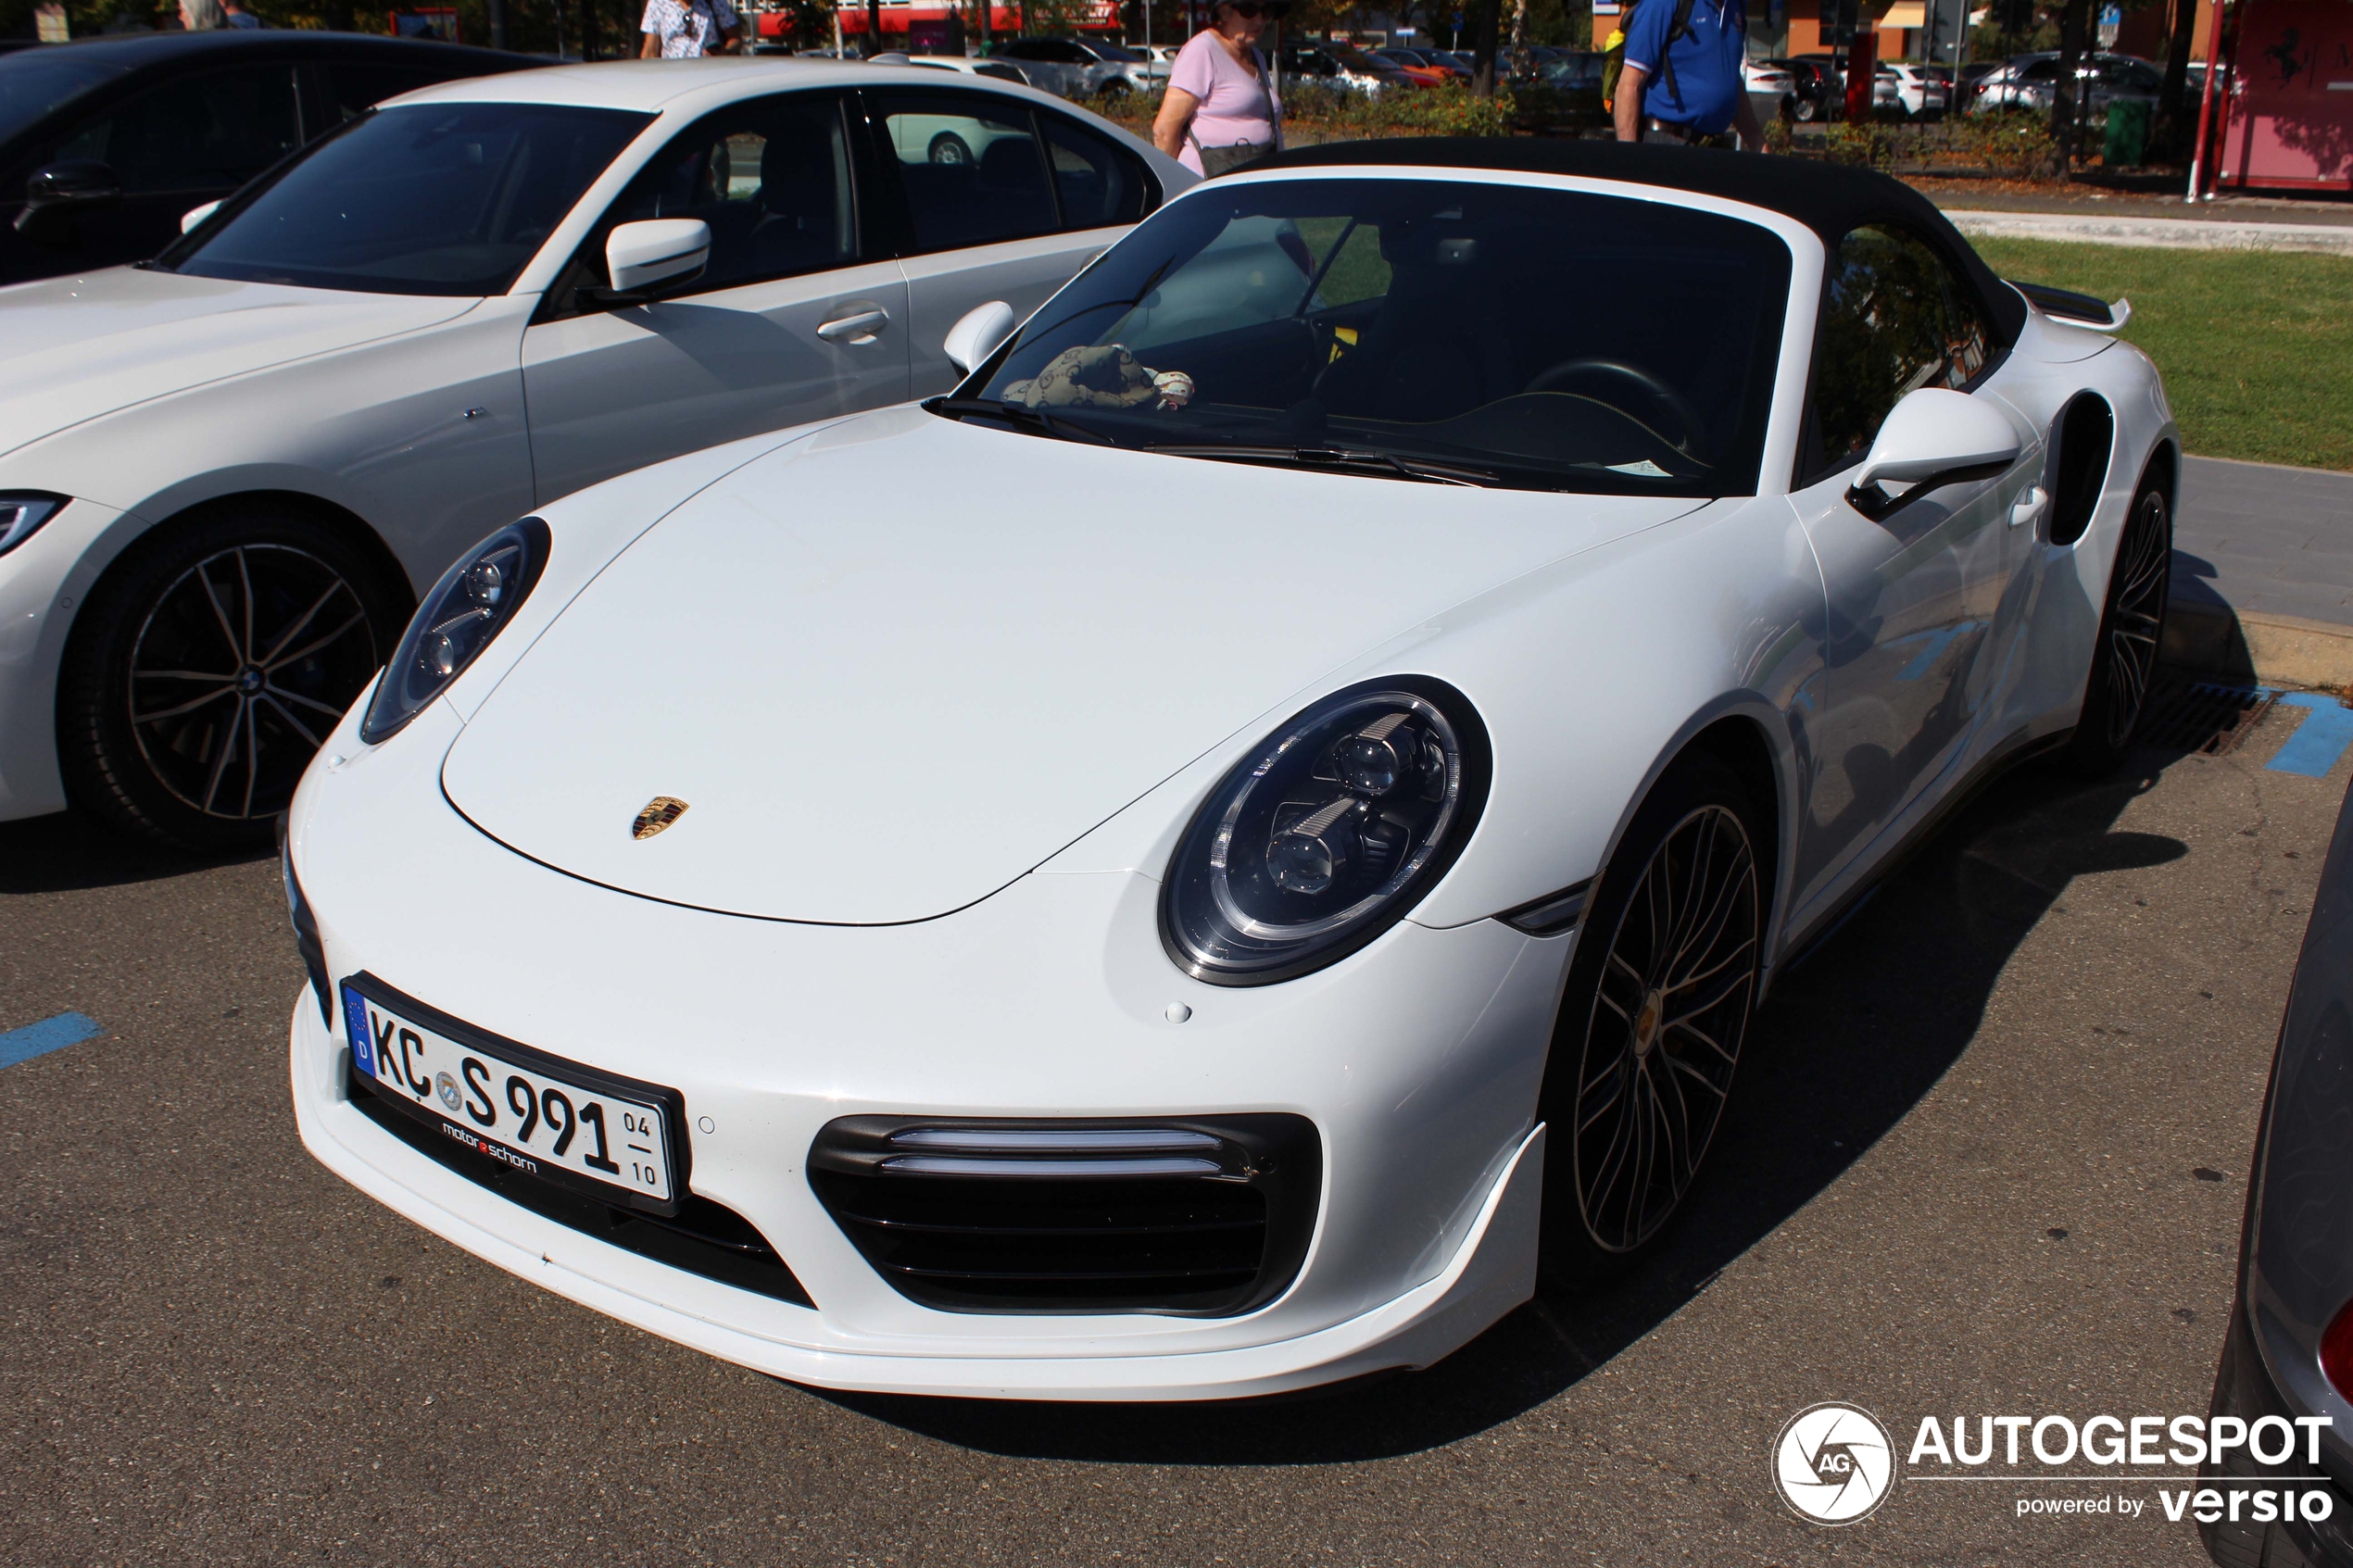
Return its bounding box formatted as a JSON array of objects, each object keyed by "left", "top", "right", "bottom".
[
  {"left": 1612, "top": 0, "right": 1765, "bottom": 151},
  {"left": 1151, "top": 0, "right": 1285, "bottom": 177},
  {"left": 221, "top": 0, "right": 264, "bottom": 26},
  {"left": 177, "top": 0, "right": 230, "bottom": 29},
  {"left": 639, "top": 0, "right": 740, "bottom": 58}
]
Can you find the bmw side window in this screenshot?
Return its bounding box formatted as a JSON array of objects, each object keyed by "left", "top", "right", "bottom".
[
  {"left": 1806, "top": 223, "right": 1993, "bottom": 482},
  {"left": 591, "top": 92, "right": 857, "bottom": 296},
  {"left": 1038, "top": 116, "right": 1152, "bottom": 230},
  {"left": 869, "top": 91, "right": 1056, "bottom": 253},
  {"left": 50, "top": 65, "right": 298, "bottom": 194}
]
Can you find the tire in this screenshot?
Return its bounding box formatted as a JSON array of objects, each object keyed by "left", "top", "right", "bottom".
[
  {"left": 1794, "top": 96, "right": 1820, "bottom": 122},
  {"left": 2060, "top": 478, "right": 2172, "bottom": 777},
  {"left": 1535, "top": 751, "right": 1764, "bottom": 1288},
  {"left": 927, "top": 132, "right": 973, "bottom": 165},
  {"left": 57, "top": 503, "right": 405, "bottom": 850}
]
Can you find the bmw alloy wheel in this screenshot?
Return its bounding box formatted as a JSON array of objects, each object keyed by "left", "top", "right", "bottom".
[{"left": 127, "top": 543, "right": 379, "bottom": 822}]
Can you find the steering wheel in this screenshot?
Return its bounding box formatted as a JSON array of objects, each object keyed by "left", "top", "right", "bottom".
[{"left": 1524, "top": 357, "right": 1704, "bottom": 456}]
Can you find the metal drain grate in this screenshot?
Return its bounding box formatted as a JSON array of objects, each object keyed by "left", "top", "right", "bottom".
[{"left": 2138, "top": 680, "right": 2279, "bottom": 756}]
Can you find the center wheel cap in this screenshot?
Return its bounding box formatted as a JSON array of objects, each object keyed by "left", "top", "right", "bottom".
[
  {"left": 1634, "top": 989, "right": 1664, "bottom": 1057},
  {"left": 235, "top": 667, "right": 264, "bottom": 695}
]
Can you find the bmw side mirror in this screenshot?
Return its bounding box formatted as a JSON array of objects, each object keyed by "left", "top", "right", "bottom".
[
  {"left": 1844, "top": 387, "right": 2020, "bottom": 521},
  {"left": 14, "top": 158, "right": 121, "bottom": 246},
  {"left": 943, "top": 300, "right": 1018, "bottom": 375},
  {"left": 583, "top": 219, "right": 711, "bottom": 308}
]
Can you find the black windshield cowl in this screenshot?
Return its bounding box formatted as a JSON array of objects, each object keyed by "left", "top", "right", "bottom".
[
  {"left": 924, "top": 396, "right": 1114, "bottom": 445},
  {"left": 1146, "top": 444, "right": 1503, "bottom": 488}
]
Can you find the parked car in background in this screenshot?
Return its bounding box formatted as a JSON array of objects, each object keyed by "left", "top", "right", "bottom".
[
  {"left": 0, "top": 30, "right": 522, "bottom": 286},
  {"left": 2199, "top": 781, "right": 2353, "bottom": 1568},
  {"left": 1742, "top": 56, "right": 1794, "bottom": 117},
  {"left": 1768, "top": 56, "right": 1843, "bottom": 120},
  {"left": 1967, "top": 50, "right": 2162, "bottom": 116},
  {"left": 1881, "top": 61, "right": 1947, "bottom": 119},
  {"left": 1381, "top": 45, "right": 1470, "bottom": 81},
  {"left": 1372, "top": 48, "right": 1450, "bottom": 86},
  {"left": 0, "top": 59, "right": 1189, "bottom": 849},
  {"left": 988, "top": 36, "right": 1156, "bottom": 96},
  {"left": 870, "top": 51, "right": 1035, "bottom": 89},
  {"left": 1281, "top": 39, "right": 1420, "bottom": 94}
]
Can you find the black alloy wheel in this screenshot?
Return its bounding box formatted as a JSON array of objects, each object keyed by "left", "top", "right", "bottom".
[
  {"left": 2062, "top": 479, "right": 2171, "bottom": 776},
  {"left": 59, "top": 505, "right": 402, "bottom": 850},
  {"left": 1537, "top": 753, "right": 1762, "bottom": 1283}
]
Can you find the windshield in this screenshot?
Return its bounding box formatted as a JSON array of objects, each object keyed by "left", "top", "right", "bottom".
[
  {"left": 0, "top": 53, "right": 124, "bottom": 145},
  {"left": 160, "top": 102, "right": 649, "bottom": 296},
  {"left": 961, "top": 178, "right": 1792, "bottom": 496}
]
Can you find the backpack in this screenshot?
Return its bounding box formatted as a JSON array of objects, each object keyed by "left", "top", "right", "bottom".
[{"left": 1654, "top": 0, "right": 1703, "bottom": 110}]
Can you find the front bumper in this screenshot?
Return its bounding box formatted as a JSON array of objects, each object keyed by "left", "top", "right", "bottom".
[{"left": 286, "top": 699, "right": 1570, "bottom": 1399}]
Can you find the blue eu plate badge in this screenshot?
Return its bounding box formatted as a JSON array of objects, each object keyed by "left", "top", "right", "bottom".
[{"left": 343, "top": 985, "right": 373, "bottom": 1073}]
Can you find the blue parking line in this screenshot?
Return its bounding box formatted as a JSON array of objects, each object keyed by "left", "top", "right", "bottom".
[
  {"left": 2267, "top": 693, "right": 2353, "bottom": 778},
  {"left": 0, "top": 1011, "right": 104, "bottom": 1070}
]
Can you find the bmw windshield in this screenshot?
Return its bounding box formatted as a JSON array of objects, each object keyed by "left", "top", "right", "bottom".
[
  {"left": 157, "top": 102, "right": 649, "bottom": 296},
  {"left": 954, "top": 177, "right": 1793, "bottom": 496}
]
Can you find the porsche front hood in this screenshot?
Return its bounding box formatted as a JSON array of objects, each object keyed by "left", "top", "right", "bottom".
[
  {"left": 0, "top": 267, "right": 478, "bottom": 461},
  {"left": 441, "top": 410, "right": 1693, "bottom": 924}
]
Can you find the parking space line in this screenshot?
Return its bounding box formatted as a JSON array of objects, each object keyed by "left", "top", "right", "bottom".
[
  {"left": 2265, "top": 693, "right": 2353, "bottom": 777},
  {"left": 0, "top": 1012, "right": 104, "bottom": 1071}
]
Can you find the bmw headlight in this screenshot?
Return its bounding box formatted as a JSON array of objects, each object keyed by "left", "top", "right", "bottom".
[
  {"left": 1163, "top": 677, "right": 1491, "bottom": 985},
  {"left": 360, "top": 518, "right": 548, "bottom": 745},
  {"left": 0, "top": 493, "right": 68, "bottom": 557}
]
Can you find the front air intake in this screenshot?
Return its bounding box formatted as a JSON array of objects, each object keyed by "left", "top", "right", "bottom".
[{"left": 808, "top": 1114, "right": 1321, "bottom": 1316}]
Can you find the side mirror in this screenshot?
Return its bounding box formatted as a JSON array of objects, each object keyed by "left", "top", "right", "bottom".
[
  {"left": 1845, "top": 387, "right": 2020, "bottom": 521},
  {"left": 597, "top": 218, "right": 710, "bottom": 302},
  {"left": 13, "top": 158, "right": 120, "bottom": 245},
  {"left": 180, "top": 199, "right": 222, "bottom": 235},
  {"left": 943, "top": 299, "right": 1017, "bottom": 375}
]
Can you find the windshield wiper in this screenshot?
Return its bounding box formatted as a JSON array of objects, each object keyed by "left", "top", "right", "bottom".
[
  {"left": 1145, "top": 444, "right": 1504, "bottom": 488},
  {"left": 925, "top": 395, "right": 1112, "bottom": 445}
]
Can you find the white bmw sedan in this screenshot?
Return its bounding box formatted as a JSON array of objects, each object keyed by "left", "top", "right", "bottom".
[
  {"left": 285, "top": 141, "right": 2173, "bottom": 1401},
  {"left": 0, "top": 58, "right": 1185, "bottom": 847}
]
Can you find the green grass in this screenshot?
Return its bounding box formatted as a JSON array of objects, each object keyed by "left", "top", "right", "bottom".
[{"left": 1969, "top": 238, "right": 2353, "bottom": 472}]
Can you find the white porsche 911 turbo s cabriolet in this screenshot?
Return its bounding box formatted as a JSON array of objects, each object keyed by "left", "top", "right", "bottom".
[
  {"left": 284, "top": 140, "right": 2175, "bottom": 1401},
  {"left": 0, "top": 58, "right": 1183, "bottom": 849}
]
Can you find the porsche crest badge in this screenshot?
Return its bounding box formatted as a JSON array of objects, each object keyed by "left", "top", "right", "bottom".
[{"left": 632, "top": 797, "right": 688, "bottom": 840}]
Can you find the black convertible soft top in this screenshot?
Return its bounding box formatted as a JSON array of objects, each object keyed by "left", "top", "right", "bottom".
[{"left": 1251, "top": 138, "right": 2029, "bottom": 343}]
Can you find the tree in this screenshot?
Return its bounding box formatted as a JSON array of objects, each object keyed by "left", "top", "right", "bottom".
[
  {"left": 2050, "top": 0, "right": 2093, "bottom": 162},
  {"left": 1468, "top": 0, "right": 1501, "bottom": 94},
  {"left": 2154, "top": 0, "right": 2201, "bottom": 157}
]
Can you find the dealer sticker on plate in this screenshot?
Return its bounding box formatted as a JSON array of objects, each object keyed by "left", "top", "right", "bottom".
[{"left": 343, "top": 986, "right": 674, "bottom": 1204}]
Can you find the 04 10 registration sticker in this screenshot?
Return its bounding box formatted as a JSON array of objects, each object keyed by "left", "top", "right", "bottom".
[{"left": 343, "top": 985, "right": 674, "bottom": 1205}]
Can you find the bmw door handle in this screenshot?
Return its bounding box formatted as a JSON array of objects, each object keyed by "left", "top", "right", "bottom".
[
  {"left": 2009, "top": 486, "right": 2049, "bottom": 529},
  {"left": 817, "top": 307, "right": 890, "bottom": 344}
]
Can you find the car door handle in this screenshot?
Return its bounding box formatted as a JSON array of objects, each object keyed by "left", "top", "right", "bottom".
[
  {"left": 2010, "top": 486, "right": 2049, "bottom": 529},
  {"left": 817, "top": 308, "right": 889, "bottom": 343}
]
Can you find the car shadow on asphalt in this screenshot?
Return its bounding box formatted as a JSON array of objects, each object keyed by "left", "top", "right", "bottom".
[
  {"left": 0, "top": 808, "right": 269, "bottom": 895},
  {"left": 808, "top": 748, "right": 2191, "bottom": 1464}
]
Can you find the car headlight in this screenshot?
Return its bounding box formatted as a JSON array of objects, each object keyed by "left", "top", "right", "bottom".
[
  {"left": 1162, "top": 677, "right": 1491, "bottom": 986},
  {"left": 360, "top": 517, "right": 549, "bottom": 745},
  {"left": 0, "top": 493, "right": 68, "bottom": 557}
]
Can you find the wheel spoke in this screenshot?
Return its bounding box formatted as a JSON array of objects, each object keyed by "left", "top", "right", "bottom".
[
  {"left": 1667, "top": 1017, "right": 1739, "bottom": 1067},
  {"left": 258, "top": 579, "right": 351, "bottom": 668},
  {"left": 258, "top": 692, "right": 323, "bottom": 749},
  {"left": 133, "top": 686, "right": 239, "bottom": 725},
  {"left": 133, "top": 668, "right": 238, "bottom": 684},
  {"left": 265, "top": 608, "right": 369, "bottom": 673},
  {"left": 199, "top": 701, "right": 242, "bottom": 815},
  {"left": 264, "top": 684, "right": 347, "bottom": 721},
  {"left": 196, "top": 561, "right": 244, "bottom": 667},
  {"left": 236, "top": 548, "right": 257, "bottom": 668},
  {"left": 239, "top": 699, "right": 261, "bottom": 818}
]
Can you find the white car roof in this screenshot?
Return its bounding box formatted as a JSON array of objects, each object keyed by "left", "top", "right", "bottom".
[{"left": 389, "top": 56, "right": 1067, "bottom": 116}]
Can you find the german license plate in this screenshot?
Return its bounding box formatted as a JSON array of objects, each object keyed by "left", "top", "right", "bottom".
[{"left": 342, "top": 983, "right": 676, "bottom": 1206}]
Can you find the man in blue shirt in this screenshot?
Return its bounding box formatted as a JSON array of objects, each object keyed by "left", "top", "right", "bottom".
[{"left": 1614, "top": 0, "right": 1767, "bottom": 151}]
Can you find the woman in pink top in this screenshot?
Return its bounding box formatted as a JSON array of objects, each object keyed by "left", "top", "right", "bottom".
[{"left": 1151, "top": 0, "right": 1287, "bottom": 176}]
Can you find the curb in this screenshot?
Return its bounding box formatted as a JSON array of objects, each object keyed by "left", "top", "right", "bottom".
[
  {"left": 1944, "top": 209, "right": 2353, "bottom": 256},
  {"left": 2161, "top": 603, "right": 2353, "bottom": 690}
]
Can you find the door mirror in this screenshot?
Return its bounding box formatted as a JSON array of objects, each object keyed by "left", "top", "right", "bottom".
[
  {"left": 180, "top": 199, "right": 222, "bottom": 235},
  {"left": 602, "top": 218, "right": 710, "bottom": 297},
  {"left": 1845, "top": 388, "right": 2020, "bottom": 521},
  {"left": 943, "top": 299, "right": 1018, "bottom": 375},
  {"left": 13, "top": 158, "right": 121, "bottom": 245}
]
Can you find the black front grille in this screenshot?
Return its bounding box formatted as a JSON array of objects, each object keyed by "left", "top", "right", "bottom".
[
  {"left": 809, "top": 1115, "right": 1320, "bottom": 1316},
  {"left": 347, "top": 1064, "right": 812, "bottom": 1307}
]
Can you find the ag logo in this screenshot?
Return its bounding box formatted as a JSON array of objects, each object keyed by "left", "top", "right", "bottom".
[
  {"left": 435, "top": 1070, "right": 462, "bottom": 1113},
  {"left": 1773, "top": 1402, "right": 1896, "bottom": 1524}
]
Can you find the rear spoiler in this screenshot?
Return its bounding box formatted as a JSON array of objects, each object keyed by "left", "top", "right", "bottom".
[{"left": 2012, "top": 280, "right": 2133, "bottom": 332}]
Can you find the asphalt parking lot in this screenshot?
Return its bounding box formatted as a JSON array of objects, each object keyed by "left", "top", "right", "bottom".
[{"left": 3, "top": 701, "right": 2347, "bottom": 1567}]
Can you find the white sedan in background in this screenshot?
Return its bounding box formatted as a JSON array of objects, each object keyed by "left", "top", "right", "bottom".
[
  {"left": 0, "top": 58, "right": 1186, "bottom": 847},
  {"left": 285, "top": 142, "right": 2174, "bottom": 1401}
]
